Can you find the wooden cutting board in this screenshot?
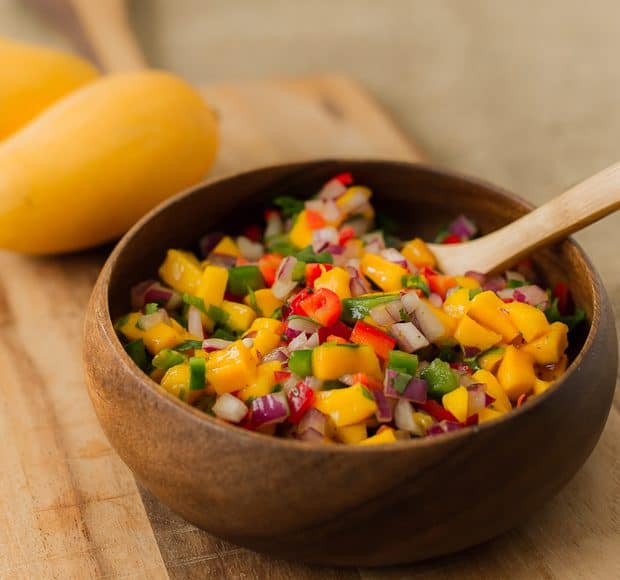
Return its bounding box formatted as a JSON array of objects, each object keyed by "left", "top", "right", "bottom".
[{"left": 0, "top": 75, "right": 618, "bottom": 579}]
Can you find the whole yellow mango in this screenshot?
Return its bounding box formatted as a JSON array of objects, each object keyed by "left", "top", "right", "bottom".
[
  {"left": 0, "top": 70, "right": 218, "bottom": 254},
  {"left": 0, "top": 37, "right": 99, "bottom": 139}
]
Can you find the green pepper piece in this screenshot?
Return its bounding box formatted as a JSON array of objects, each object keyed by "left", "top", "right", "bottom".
[
  {"left": 182, "top": 293, "right": 207, "bottom": 314},
  {"left": 340, "top": 293, "right": 400, "bottom": 324},
  {"left": 152, "top": 348, "right": 186, "bottom": 370},
  {"left": 291, "top": 260, "right": 306, "bottom": 282},
  {"left": 401, "top": 274, "right": 430, "bottom": 297},
  {"left": 421, "top": 359, "right": 459, "bottom": 399},
  {"left": 212, "top": 328, "right": 238, "bottom": 341},
  {"left": 388, "top": 350, "right": 419, "bottom": 376},
  {"left": 124, "top": 339, "right": 149, "bottom": 371},
  {"left": 273, "top": 195, "right": 304, "bottom": 218},
  {"left": 266, "top": 236, "right": 297, "bottom": 256},
  {"left": 288, "top": 349, "right": 313, "bottom": 377},
  {"left": 207, "top": 304, "right": 230, "bottom": 326},
  {"left": 144, "top": 302, "right": 159, "bottom": 315},
  {"left": 227, "top": 265, "right": 265, "bottom": 296},
  {"left": 174, "top": 339, "right": 204, "bottom": 352},
  {"left": 294, "top": 245, "right": 333, "bottom": 264},
  {"left": 189, "top": 356, "right": 206, "bottom": 391},
  {"left": 468, "top": 288, "right": 483, "bottom": 300}
]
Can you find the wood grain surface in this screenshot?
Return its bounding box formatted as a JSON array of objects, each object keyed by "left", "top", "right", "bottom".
[{"left": 0, "top": 75, "right": 617, "bottom": 579}]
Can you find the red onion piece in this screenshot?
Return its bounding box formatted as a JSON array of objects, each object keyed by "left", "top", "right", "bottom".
[
  {"left": 318, "top": 178, "right": 347, "bottom": 201},
  {"left": 483, "top": 275, "right": 506, "bottom": 292},
  {"left": 466, "top": 383, "right": 495, "bottom": 415},
  {"left": 394, "top": 399, "right": 424, "bottom": 435},
  {"left": 370, "top": 302, "right": 398, "bottom": 326},
  {"left": 427, "top": 420, "right": 463, "bottom": 436},
  {"left": 497, "top": 288, "right": 516, "bottom": 300},
  {"left": 303, "top": 376, "right": 323, "bottom": 391},
  {"left": 513, "top": 285, "right": 549, "bottom": 309},
  {"left": 212, "top": 394, "right": 248, "bottom": 423},
  {"left": 385, "top": 299, "right": 405, "bottom": 322},
  {"left": 264, "top": 212, "right": 283, "bottom": 238},
  {"left": 137, "top": 308, "right": 169, "bottom": 331},
  {"left": 237, "top": 236, "right": 264, "bottom": 261},
  {"left": 296, "top": 427, "right": 325, "bottom": 442},
  {"left": 413, "top": 302, "right": 446, "bottom": 343},
  {"left": 288, "top": 331, "right": 319, "bottom": 351},
  {"left": 506, "top": 270, "right": 526, "bottom": 283},
  {"left": 199, "top": 232, "right": 224, "bottom": 257},
  {"left": 346, "top": 265, "right": 371, "bottom": 296},
  {"left": 208, "top": 253, "right": 237, "bottom": 269},
  {"left": 287, "top": 317, "right": 320, "bottom": 334},
  {"left": 187, "top": 306, "right": 204, "bottom": 339},
  {"left": 298, "top": 408, "right": 327, "bottom": 436},
  {"left": 401, "top": 378, "right": 428, "bottom": 403},
  {"left": 272, "top": 256, "right": 299, "bottom": 300},
  {"left": 428, "top": 292, "right": 443, "bottom": 308},
  {"left": 251, "top": 392, "right": 290, "bottom": 427},
  {"left": 262, "top": 347, "right": 290, "bottom": 363},
  {"left": 390, "top": 322, "right": 430, "bottom": 353},
  {"left": 400, "top": 289, "right": 421, "bottom": 314},
  {"left": 312, "top": 227, "right": 339, "bottom": 253},
  {"left": 202, "top": 338, "right": 232, "bottom": 352},
  {"left": 284, "top": 326, "right": 301, "bottom": 340},
  {"left": 462, "top": 346, "right": 480, "bottom": 358},
  {"left": 132, "top": 280, "right": 181, "bottom": 310},
  {"left": 380, "top": 248, "right": 408, "bottom": 268},
  {"left": 448, "top": 215, "right": 477, "bottom": 240},
  {"left": 131, "top": 279, "right": 156, "bottom": 309},
  {"left": 374, "top": 389, "right": 395, "bottom": 422}
]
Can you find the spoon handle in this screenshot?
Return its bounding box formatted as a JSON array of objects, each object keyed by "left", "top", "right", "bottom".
[{"left": 469, "top": 162, "right": 620, "bottom": 273}]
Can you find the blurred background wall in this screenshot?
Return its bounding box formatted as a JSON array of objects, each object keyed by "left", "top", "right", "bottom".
[{"left": 1, "top": 0, "right": 618, "bottom": 284}]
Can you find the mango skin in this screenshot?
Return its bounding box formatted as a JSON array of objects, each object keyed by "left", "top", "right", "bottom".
[
  {"left": 0, "top": 70, "right": 218, "bottom": 254},
  {"left": 0, "top": 37, "right": 99, "bottom": 139}
]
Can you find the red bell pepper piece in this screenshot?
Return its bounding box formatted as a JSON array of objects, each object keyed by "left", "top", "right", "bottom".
[
  {"left": 305, "top": 263, "right": 333, "bottom": 288},
  {"left": 299, "top": 288, "right": 342, "bottom": 327},
  {"left": 318, "top": 320, "right": 352, "bottom": 343},
  {"left": 258, "top": 253, "right": 283, "bottom": 287},
  {"left": 450, "top": 362, "right": 473, "bottom": 375},
  {"left": 441, "top": 234, "right": 462, "bottom": 244},
  {"left": 334, "top": 172, "right": 353, "bottom": 185},
  {"left": 287, "top": 381, "right": 316, "bottom": 423},
  {"left": 325, "top": 335, "right": 347, "bottom": 344},
  {"left": 338, "top": 226, "right": 356, "bottom": 246},
  {"left": 426, "top": 273, "right": 457, "bottom": 299},
  {"left": 348, "top": 372, "right": 384, "bottom": 391},
  {"left": 235, "top": 256, "right": 249, "bottom": 266},
  {"left": 350, "top": 320, "right": 396, "bottom": 360},
  {"left": 464, "top": 414, "right": 478, "bottom": 426},
  {"left": 289, "top": 287, "right": 314, "bottom": 316},
  {"left": 305, "top": 209, "right": 327, "bottom": 230},
  {"left": 274, "top": 370, "right": 292, "bottom": 383},
  {"left": 553, "top": 282, "right": 570, "bottom": 315},
  {"left": 417, "top": 399, "right": 458, "bottom": 423},
  {"left": 243, "top": 224, "right": 262, "bottom": 242}
]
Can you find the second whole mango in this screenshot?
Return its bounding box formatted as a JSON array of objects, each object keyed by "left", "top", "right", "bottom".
[{"left": 0, "top": 70, "right": 218, "bottom": 255}]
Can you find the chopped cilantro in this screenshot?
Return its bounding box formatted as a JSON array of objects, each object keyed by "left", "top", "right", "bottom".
[
  {"left": 402, "top": 274, "right": 430, "bottom": 297},
  {"left": 273, "top": 196, "right": 305, "bottom": 218}
]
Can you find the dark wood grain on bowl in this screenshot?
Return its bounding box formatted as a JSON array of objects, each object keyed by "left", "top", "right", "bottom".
[{"left": 83, "top": 160, "right": 617, "bottom": 566}]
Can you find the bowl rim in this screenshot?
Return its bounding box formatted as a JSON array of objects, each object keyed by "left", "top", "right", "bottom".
[{"left": 89, "top": 159, "right": 604, "bottom": 454}]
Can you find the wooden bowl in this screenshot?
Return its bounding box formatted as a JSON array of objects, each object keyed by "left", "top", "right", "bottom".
[{"left": 83, "top": 160, "right": 617, "bottom": 567}]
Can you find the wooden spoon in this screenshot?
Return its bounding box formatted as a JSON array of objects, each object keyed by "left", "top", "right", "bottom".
[{"left": 429, "top": 162, "right": 620, "bottom": 275}]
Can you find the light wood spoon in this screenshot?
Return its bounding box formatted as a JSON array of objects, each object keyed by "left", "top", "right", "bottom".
[{"left": 428, "top": 162, "right": 620, "bottom": 275}]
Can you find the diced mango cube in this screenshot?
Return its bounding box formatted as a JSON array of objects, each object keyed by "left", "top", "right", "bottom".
[
  {"left": 454, "top": 315, "right": 502, "bottom": 351},
  {"left": 336, "top": 186, "right": 372, "bottom": 217},
  {"left": 442, "top": 385, "right": 469, "bottom": 423},
  {"left": 251, "top": 330, "right": 282, "bottom": 359},
  {"left": 117, "top": 312, "right": 144, "bottom": 341},
  {"left": 443, "top": 287, "right": 471, "bottom": 318},
  {"left": 237, "top": 361, "right": 282, "bottom": 401},
  {"left": 142, "top": 322, "right": 183, "bottom": 355},
  {"left": 478, "top": 407, "right": 504, "bottom": 424},
  {"left": 358, "top": 426, "right": 397, "bottom": 445},
  {"left": 454, "top": 275, "right": 481, "bottom": 289},
  {"left": 206, "top": 340, "right": 257, "bottom": 394},
  {"left": 335, "top": 422, "right": 368, "bottom": 444},
  {"left": 472, "top": 369, "right": 511, "bottom": 412},
  {"left": 159, "top": 249, "right": 203, "bottom": 294},
  {"left": 423, "top": 300, "right": 458, "bottom": 342},
  {"left": 496, "top": 345, "right": 537, "bottom": 401},
  {"left": 314, "top": 267, "right": 351, "bottom": 299},
  {"left": 289, "top": 210, "right": 313, "bottom": 249},
  {"left": 247, "top": 317, "right": 284, "bottom": 335},
  {"left": 522, "top": 322, "right": 569, "bottom": 365},
  {"left": 212, "top": 236, "right": 240, "bottom": 257},
  {"left": 221, "top": 300, "right": 256, "bottom": 332},
  {"left": 245, "top": 288, "right": 283, "bottom": 317},
  {"left": 312, "top": 343, "right": 382, "bottom": 381},
  {"left": 198, "top": 265, "right": 228, "bottom": 308},
  {"left": 160, "top": 363, "right": 190, "bottom": 401},
  {"left": 533, "top": 378, "right": 553, "bottom": 396},
  {"left": 361, "top": 253, "right": 407, "bottom": 292},
  {"left": 478, "top": 347, "right": 505, "bottom": 373},
  {"left": 505, "top": 301, "right": 550, "bottom": 343},
  {"left": 315, "top": 383, "right": 377, "bottom": 427},
  {"left": 401, "top": 238, "right": 436, "bottom": 268},
  {"left": 468, "top": 291, "right": 520, "bottom": 342}
]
